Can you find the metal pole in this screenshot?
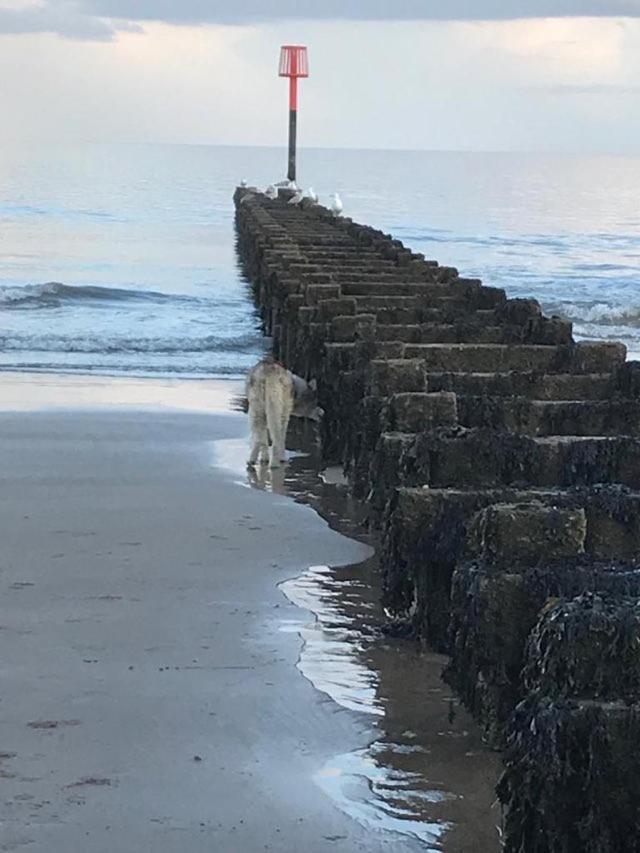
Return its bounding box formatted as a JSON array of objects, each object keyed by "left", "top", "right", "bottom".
[
  {"left": 287, "top": 62, "right": 298, "bottom": 183},
  {"left": 288, "top": 106, "right": 297, "bottom": 182}
]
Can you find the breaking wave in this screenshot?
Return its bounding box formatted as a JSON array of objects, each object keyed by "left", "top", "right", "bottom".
[
  {"left": 0, "top": 280, "right": 267, "bottom": 376},
  {"left": 549, "top": 301, "right": 640, "bottom": 328},
  {"left": 0, "top": 282, "right": 178, "bottom": 309},
  {"left": 0, "top": 332, "right": 263, "bottom": 355}
]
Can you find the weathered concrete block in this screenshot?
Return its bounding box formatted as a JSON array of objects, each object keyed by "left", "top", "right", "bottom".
[
  {"left": 527, "top": 315, "right": 573, "bottom": 345},
  {"left": 388, "top": 392, "right": 458, "bottom": 433},
  {"left": 466, "top": 503, "right": 586, "bottom": 567},
  {"left": 369, "top": 432, "right": 417, "bottom": 520},
  {"left": 570, "top": 340, "right": 627, "bottom": 373},
  {"left": 329, "top": 313, "right": 376, "bottom": 342},
  {"left": 320, "top": 368, "right": 364, "bottom": 465},
  {"left": 458, "top": 398, "right": 640, "bottom": 437},
  {"left": 498, "top": 697, "right": 640, "bottom": 853},
  {"left": 380, "top": 485, "right": 640, "bottom": 646},
  {"left": 323, "top": 342, "right": 355, "bottom": 374},
  {"left": 523, "top": 594, "right": 640, "bottom": 702},
  {"left": 315, "top": 297, "right": 357, "bottom": 320},
  {"left": 472, "top": 284, "right": 506, "bottom": 308},
  {"left": 403, "top": 343, "right": 561, "bottom": 373},
  {"left": 429, "top": 371, "right": 615, "bottom": 401},
  {"left": 582, "top": 486, "right": 640, "bottom": 557},
  {"left": 354, "top": 340, "right": 405, "bottom": 368},
  {"left": 400, "top": 430, "right": 640, "bottom": 490},
  {"left": 495, "top": 297, "right": 541, "bottom": 324},
  {"left": 381, "top": 487, "right": 504, "bottom": 648},
  {"left": 616, "top": 360, "right": 640, "bottom": 398},
  {"left": 366, "top": 359, "right": 427, "bottom": 396},
  {"left": 446, "top": 563, "right": 539, "bottom": 744},
  {"left": 447, "top": 560, "right": 640, "bottom": 747},
  {"left": 305, "top": 283, "right": 342, "bottom": 304}
]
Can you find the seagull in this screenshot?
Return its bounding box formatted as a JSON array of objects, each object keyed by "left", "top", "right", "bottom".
[
  {"left": 265, "top": 184, "right": 278, "bottom": 200},
  {"left": 240, "top": 179, "right": 247, "bottom": 187},
  {"left": 288, "top": 189, "right": 304, "bottom": 205},
  {"left": 305, "top": 187, "right": 319, "bottom": 203},
  {"left": 330, "top": 193, "right": 343, "bottom": 216}
]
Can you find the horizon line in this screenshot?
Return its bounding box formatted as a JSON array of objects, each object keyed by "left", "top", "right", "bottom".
[{"left": 1, "top": 140, "right": 639, "bottom": 157}]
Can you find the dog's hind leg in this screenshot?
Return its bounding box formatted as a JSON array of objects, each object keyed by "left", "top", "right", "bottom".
[
  {"left": 248, "top": 410, "right": 269, "bottom": 466},
  {"left": 278, "top": 400, "right": 294, "bottom": 462},
  {"left": 265, "top": 396, "right": 291, "bottom": 468},
  {"left": 268, "top": 401, "right": 294, "bottom": 467}
]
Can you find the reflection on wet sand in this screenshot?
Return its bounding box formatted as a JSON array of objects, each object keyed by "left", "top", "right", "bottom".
[
  {"left": 281, "top": 559, "right": 501, "bottom": 852},
  {"left": 246, "top": 462, "right": 288, "bottom": 495},
  {"left": 212, "top": 421, "right": 502, "bottom": 851}
]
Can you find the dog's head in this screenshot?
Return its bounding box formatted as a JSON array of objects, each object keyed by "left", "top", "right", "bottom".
[{"left": 293, "top": 378, "right": 324, "bottom": 422}]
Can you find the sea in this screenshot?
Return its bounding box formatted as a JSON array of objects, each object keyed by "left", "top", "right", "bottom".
[{"left": 1, "top": 143, "right": 639, "bottom": 377}]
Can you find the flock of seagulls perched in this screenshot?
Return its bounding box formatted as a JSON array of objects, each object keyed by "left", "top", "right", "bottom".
[{"left": 240, "top": 178, "right": 344, "bottom": 216}]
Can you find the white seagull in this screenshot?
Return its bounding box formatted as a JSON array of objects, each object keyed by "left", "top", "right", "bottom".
[
  {"left": 288, "top": 189, "right": 304, "bottom": 205},
  {"left": 330, "top": 192, "right": 343, "bottom": 216},
  {"left": 305, "top": 187, "right": 319, "bottom": 203},
  {"left": 240, "top": 179, "right": 247, "bottom": 187},
  {"left": 265, "top": 184, "right": 278, "bottom": 200}
]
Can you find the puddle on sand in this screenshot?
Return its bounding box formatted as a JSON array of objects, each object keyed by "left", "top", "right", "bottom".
[
  {"left": 211, "top": 420, "right": 502, "bottom": 851},
  {"left": 280, "top": 559, "right": 501, "bottom": 851},
  {"left": 280, "top": 565, "right": 382, "bottom": 717}
]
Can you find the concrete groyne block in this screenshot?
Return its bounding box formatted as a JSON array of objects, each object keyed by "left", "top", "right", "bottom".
[
  {"left": 498, "top": 696, "right": 640, "bottom": 852},
  {"left": 428, "top": 371, "right": 615, "bottom": 401},
  {"left": 523, "top": 594, "right": 640, "bottom": 702},
  {"left": 457, "top": 397, "right": 640, "bottom": 437},
  {"left": 388, "top": 392, "right": 458, "bottom": 433},
  {"left": 447, "top": 560, "right": 640, "bottom": 747},
  {"left": 391, "top": 430, "right": 640, "bottom": 490},
  {"left": 465, "top": 503, "right": 586, "bottom": 566},
  {"left": 366, "top": 359, "right": 427, "bottom": 396}
]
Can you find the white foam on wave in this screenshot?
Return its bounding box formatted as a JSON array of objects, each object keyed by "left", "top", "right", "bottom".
[
  {"left": 0, "top": 331, "right": 264, "bottom": 354},
  {"left": 0, "top": 281, "right": 169, "bottom": 308},
  {"left": 550, "top": 300, "right": 640, "bottom": 328}
]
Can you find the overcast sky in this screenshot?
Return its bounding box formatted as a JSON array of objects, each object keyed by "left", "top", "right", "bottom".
[{"left": 0, "top": 0, "right": 638, "bottom": 152}]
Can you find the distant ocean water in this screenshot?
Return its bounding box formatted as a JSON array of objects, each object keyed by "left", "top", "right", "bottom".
[{"left": 1, "top": 144, "right": 639, "bottom": 376}]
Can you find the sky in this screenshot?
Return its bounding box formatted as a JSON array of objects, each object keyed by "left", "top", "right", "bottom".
[{"left": 0, "top": 1, "right": 639, "bottom": 152}]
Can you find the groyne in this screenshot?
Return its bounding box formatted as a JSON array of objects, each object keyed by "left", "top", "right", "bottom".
[{"left": 234, "top": 186, "right": 640, "bottom": 852}]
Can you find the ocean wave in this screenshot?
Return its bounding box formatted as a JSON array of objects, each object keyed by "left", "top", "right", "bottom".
[
  {"left": 0, "top": 362, "right": 249, "bottom": 378},
  {"left": 550, "top": 301, "right": 640, "bottom": 328},
  {"left": 0, "top": 331, "right": 263, "bottom": 354},
  {"left": 0, "top": 281, "right": 177, "bottom": 309}
]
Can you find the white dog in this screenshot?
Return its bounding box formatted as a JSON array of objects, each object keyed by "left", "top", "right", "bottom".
[{"left": 246, "top": 358, "right": 323, "bottom": 468}]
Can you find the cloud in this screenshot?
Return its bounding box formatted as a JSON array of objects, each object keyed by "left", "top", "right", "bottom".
[
  {"left": 85, "top": 0, "right": 640, "bottom": 24},
  {"left": 0, "top": 1, "right": 140, "bottom": 40},
  {"left": 0, "top": 1, "right": 638, "bottom": 41}
]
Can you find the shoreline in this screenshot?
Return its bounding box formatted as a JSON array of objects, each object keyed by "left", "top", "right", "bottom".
[
  {"left": 0, "top": 371, "right": 500, "bottom": 851},
  {"left": 0, "top": 370, "right": 244, "bottom": 413},
  {"left": 0, "top": 373, "right": 388, "bottom": 852}
]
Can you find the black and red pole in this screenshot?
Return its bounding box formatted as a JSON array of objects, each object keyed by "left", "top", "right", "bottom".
[{"left": 278, "top": 46, "right": 309, "bottom": 183}]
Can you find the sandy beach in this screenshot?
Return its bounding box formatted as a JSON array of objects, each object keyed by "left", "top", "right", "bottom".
[
  {"left": 0, "top": 373, "right": 405, "bottom": 852},
  {"left": 0, "top": 373, "right": 499, "bottom": 853}
]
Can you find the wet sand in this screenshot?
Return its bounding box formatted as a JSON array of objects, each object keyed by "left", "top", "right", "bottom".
[{"left": 0, "top": 374, "right": 500, "bottom": 852}]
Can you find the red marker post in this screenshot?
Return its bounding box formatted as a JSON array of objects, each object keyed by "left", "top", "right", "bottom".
[{"left": 278, "top": 45, "right": 309, "bottom": 183}]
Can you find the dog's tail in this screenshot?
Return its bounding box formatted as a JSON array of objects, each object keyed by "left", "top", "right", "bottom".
[{"left": 231, "top": 395, "right": 249, "bottom": 413}]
